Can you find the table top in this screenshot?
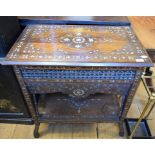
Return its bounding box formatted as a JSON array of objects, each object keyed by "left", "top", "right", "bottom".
[
  {"left": 3, "top": 24, "right": 152, "bottom": 67},
  {"left": 18, "top": 16, "right": 130, "bottom": 26},
  {"left": 129, "top": 16, "right": 155, "bottom": 50}
]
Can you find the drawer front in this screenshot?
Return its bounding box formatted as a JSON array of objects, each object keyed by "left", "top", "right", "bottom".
[
  {"left": 26, "top": 81, "right": 131, "bottom": 97},
  {"left": 20, "top": 66, "right": 134, "bottom": 98},
  {"left": 21, "top": 66, "right": 136, "bottom": 82}
]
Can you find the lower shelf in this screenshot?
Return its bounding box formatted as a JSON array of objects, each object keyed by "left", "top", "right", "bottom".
[
  {"left": 0, "top": 117, "right": 33, "bottom": 124},
  {"left": 36, "top": 93, "right": 121, "bottom": 123}
]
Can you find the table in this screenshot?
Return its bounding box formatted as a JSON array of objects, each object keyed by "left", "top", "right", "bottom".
[{"left": 1, "top": 24, "right": 152, "bottom": 138}]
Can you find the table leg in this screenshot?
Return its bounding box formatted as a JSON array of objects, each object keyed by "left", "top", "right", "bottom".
[
  {"left": 119, "top": 121, "right": 124, "bottom": 137},
  {"left": 145, "top": 67, "right": 153, "bottom": 76},
  {"left": 34, "top": 123, "right": 40, "bottom": 138}
]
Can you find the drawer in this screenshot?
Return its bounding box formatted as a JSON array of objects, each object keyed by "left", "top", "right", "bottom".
[
  {"left": 20, "top": 67, "right": 136, "bottom": 82},
  {"left": 21, "top": 66, "right": 133, "bottom": 97},
  {"left": 26, "top": 81, "right": 131, "bottom": 97}
]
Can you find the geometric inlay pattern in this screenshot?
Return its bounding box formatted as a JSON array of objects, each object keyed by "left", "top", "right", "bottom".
[{"left": 6, "top": 25, "right": 151, "bottom": 64}]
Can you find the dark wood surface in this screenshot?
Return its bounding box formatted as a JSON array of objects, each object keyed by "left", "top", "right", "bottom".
[
  {"left": 0, "top": 17, "right": 32, "bottom": 124},
  {"left": 0, "top": 65, "right": 32, "bottom": 124},
  {"left": 0, "top": 66, "right": 30, "bottom": 118},
  {"left": 13, "top": 64, "right": 143, "bottom": 137},
  {"left": 38, "top": 93, "right": 120, "bottom": 122},
  {"left": 4, "top": 25, "right": 152, "bottom": 67},
  {"left": 18, "top": 16, "right": 130, "bottom": 26},
  {"left": 17, "top": 16, "right": 155, "bottom": 64},
  {"left": 0, "top": 16, "right": 21, "bottom": 57}
]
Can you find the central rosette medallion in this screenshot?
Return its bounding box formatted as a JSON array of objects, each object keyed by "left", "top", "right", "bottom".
[{"left": 60, "top": 32, "right": 96, "bottom": 49}]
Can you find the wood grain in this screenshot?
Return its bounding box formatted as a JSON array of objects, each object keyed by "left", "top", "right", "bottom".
[
  {"left": 72, "top": 123, "right": 97, "bottom": 138},
  {"left": 97, "top": 123, "right": 122, "bottom": 139},
  {"left": 5, "top": 25, "right": 151, "bottom": 66},
  {"left": 12, "top": 124, "right": 34, "bottom": 138},
  {"left": 0, "top": 124, "right": 16, "bottom": 138},
  {"left": 129, "top": 16, "right": 155, "bottom": 49}
]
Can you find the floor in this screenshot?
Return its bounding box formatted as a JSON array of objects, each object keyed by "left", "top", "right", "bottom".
[{"left": 0, "top": 71, "right": 155, "bottom": 139}]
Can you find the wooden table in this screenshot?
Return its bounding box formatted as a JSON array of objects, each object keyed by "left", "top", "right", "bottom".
[{"left": 1, "top": 24, "right": 152, "bottom": 138}]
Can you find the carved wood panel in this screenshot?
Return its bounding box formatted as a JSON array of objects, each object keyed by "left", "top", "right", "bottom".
[{"left": 38, "top": 93, "right": 121, "bottom": 122}]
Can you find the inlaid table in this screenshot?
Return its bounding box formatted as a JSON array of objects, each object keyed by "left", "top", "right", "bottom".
[{"left": 1, "top": 24, "right": 153, "bottom": 138}]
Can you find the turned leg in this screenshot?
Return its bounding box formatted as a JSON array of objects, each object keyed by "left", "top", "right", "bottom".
[
  {"left": 34, "top": 123, "right": 40, "bottom": 138},
  {"left": 119, "top": 122, "right": 124, "bottom": 137}
]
